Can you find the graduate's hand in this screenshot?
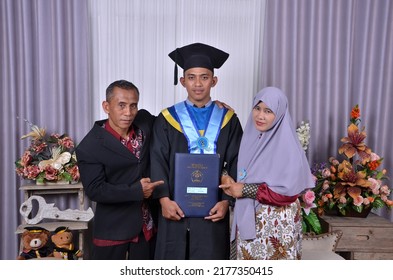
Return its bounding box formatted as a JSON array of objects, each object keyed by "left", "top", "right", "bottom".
[
  {"left": 140, "top": 178, "right": 164, "bottom": 198},
  {"left": 214, "top": 100, "right": 234, "bottom": 111},
  {"left": 159, "top": 197, "right": 185, "bottom": 221},
  {"left": 205, "top": 200, "right": 229, "bottom": 222},
  {"left": 219, "top": 182, "right": 244, "bottom": 199}
]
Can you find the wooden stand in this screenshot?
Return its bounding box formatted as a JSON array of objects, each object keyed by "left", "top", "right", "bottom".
[
  {"left": 16, "top": 182, "right": 88, "bottom": 259},
  {"left": 319, "top": 213, "right": 393, "bottom": 259}
]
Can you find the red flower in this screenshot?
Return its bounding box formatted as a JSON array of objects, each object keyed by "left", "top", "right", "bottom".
[
  {"left": 368, "top": 159, "right": 382, "bottom": 171},
  {"left": 351, "top": 104, "right": 360, "bottom": 119}
]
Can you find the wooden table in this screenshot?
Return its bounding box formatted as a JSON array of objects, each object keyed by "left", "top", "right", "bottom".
[{"left": 319, "top": 213, "right": 393, "bottom": 260}]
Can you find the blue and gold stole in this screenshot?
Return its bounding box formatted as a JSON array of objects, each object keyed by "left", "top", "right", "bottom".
[{"left": 162, "top": 101, "right": 234, "bottom": 154}]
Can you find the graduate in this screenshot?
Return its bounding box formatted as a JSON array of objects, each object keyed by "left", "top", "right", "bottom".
[{"left": 151, "top": 42, "right": 243, "bottom": 259}]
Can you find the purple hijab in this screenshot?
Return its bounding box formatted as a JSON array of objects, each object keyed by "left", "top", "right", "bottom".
[{"left": 231, "top": 87, "right": 314, "bottom": 240}]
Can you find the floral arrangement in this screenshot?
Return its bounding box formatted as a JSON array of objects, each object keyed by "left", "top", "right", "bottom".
[
  {"left": 300, "top": 189, "right": 322, "bottom": 234},
  {"left": 296, "top": 121, "right": 311, "bottom": 151},
  {"left": 295, "top": 120, "right": 322, "bottom": 233},
  {"left": 15, "top": 120, "right": 80, "bottom": 184},
  {"left": 311, "top": 105, "right": 392, "bottom": 217}
]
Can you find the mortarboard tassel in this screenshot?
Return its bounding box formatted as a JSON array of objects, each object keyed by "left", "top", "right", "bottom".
[{"left": 174, "top": 63, "right": 178, "bottom": 85}]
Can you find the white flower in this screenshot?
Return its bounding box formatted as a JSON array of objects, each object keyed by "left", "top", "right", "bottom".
[{"left": 296, "top": 121, "right": 311, "bottom": 151}]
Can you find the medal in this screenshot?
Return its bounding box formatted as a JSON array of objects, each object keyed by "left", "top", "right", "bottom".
[{"left": 197, "top": 136, "right": 209, "bottom": 150}]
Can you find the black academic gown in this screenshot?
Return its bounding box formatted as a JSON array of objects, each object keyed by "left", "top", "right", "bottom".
[
  {"left": 76, "top": 109, "right": 156, "bottom": 242},
  {"left": 151, "top": 104, "right": 243, "bottom": 260}
]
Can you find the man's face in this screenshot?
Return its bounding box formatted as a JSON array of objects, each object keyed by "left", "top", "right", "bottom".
[
  {"left": 102, "top": 86, "right": 139, "bottom": 136},
  {"left": 180, "top": 67, "right": 217, "bottom": 107}
]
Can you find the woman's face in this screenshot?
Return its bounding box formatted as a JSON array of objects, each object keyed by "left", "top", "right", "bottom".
[{"left": 252, "top": 101, "right": 276, "bottom": 132}]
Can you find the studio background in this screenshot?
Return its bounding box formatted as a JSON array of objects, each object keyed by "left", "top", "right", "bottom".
[{"left": 1, "top": 0, "right": 392, "bottom": 260}]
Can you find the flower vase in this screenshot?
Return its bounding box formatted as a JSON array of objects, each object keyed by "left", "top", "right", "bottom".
[{"left": 338, "top": 207, "right": 372, "bottom": 218}]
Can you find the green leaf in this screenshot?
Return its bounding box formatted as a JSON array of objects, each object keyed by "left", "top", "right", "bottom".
[
  {"left": 328, "top": 201, "right": 336, "bottom": 210},
  {"left": 302, "top": 210, "right": 322, "bottom": 234},
  {"left": 61, "top": 172, "right": 72, "bottom": 182},
  {"left": 372, "top": 197, "right": 385, "bottom": 209},
  {"left": 375, "top": 170, "right": 384, "bottom": 180},
  {"left": 353, "top": 205, "right": 363, "bottom": 213},
  {"left": 302, "top": 219, "right": 307, "bottom": 233}
]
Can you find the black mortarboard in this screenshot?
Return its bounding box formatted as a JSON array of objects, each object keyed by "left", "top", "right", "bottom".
[
  {"left": 168, "top": 42, "right": 229, "bottom": 85},
  {"left": 24, "top": 226, "right": 46, "bottom": 233},
  {"left": 54, "top": 226, "right": 69, "bottom": 234}
]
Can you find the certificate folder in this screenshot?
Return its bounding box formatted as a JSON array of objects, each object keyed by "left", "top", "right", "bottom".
[{"left": 174, "top": 153, "right": 220, "bottom": 217}]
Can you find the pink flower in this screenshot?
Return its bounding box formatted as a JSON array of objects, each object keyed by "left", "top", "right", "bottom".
[
  {"left": 59, "top": 136, "right": 75, "bottom": 149},
  {"left": 26, "top": 165, "right": 41, "bottom": 180},
  {"left": 303, "top": 190, "right": 315, "bottom": 205},
  {"left": 370, "top": 152, "right": 380, "bottom": 161},
  {"left": 301, "top": 190, "right": 316, "bottom": 215},
  {"left": 322, "top": 180, "right": 330, "bottom": 191},
  {"left": 33, "top": 142, "right": 47, "bottom": 153},
  {"left": 44, "top": 165, "right": 59, "bottom": 180},
  {"left": 66, "top": 165, "right": 80, "bottom": 181},
  {"left": 20, "top": 151, "right": 33, "bottom": 167},
  {"left": 322, "top": 168, "right": 331, "bottom": 178},
  {"left": 380, "top": 185, "right": 391, "bottom": 196},
  {"left": 353, "top": 196, "right": 364, "bottom": 206},
  {"left": 363, "top": 197, "right": 370, "bottom": 205},
  {"left": 368, "top": 178, "right": 381, "bottom": 194}
]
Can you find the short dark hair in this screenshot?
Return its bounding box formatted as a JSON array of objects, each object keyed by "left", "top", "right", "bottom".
[{"left": 106, "top": 80, "right": 139, "bottom": 101}]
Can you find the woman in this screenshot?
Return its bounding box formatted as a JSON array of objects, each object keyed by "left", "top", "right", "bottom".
[{"left": 220, "top": 87, "right": 314, "bottom": 260}]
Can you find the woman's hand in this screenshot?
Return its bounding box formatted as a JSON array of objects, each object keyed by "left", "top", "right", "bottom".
[{"left": 219, "top": 182, "right": 244, "bottom": 198}]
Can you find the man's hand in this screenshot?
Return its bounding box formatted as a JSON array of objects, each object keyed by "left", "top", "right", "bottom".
[
  {"left": 219, "top": 182, "right": 244, "bottom": 199},
  {"left": 204, "top": 200, "right": 229, "bottom": 222},
  {"left": 159, "top": 197, "right": 185, "bottom": 221},
  {"left": 140, "top": 178, "right": 164, "bottom": 198}
]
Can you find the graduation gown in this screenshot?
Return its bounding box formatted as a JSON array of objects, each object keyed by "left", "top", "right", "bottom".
[{"left": 151, "top": 103, "right": 243, "bottom": 260}]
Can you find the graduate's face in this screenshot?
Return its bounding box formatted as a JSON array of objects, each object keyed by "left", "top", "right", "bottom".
[
  {"left": 102, "top": 86, "right": 139, "bottom": 136},
  {"left": 180, "top": 67, "right": 217, "bottom": 107},
  {"left": 252, "top": 101, "right": 276, "bottom": 132}
]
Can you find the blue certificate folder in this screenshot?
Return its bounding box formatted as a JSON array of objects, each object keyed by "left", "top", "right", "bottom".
[{"left": 174, "top": 153, "right": 220, "bottom": 217}]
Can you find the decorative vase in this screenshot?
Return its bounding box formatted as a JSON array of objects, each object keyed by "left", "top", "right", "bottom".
[{"left": 338, "top": 207, "right": 372, "bottom": 218}]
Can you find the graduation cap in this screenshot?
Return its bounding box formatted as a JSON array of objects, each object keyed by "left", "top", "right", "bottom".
[
  {"left": 53, "top": 226, "right": 69, "bottom": 234},
  {"left": 24, "top": 226, "right": 46, "bottom": 233},
  {"left": 168, "top": 42, "right": 229, "bottom": 85}
]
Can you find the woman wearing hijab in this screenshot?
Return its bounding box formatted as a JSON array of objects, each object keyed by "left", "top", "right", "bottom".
[{"left": 220, "top": 87, "right": 314, "bottom": 260}]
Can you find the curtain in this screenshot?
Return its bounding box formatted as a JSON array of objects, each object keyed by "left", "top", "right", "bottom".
[
  {"left": 260, "top": 0, "right": 393, "bottom": 221},
  {"left": 88, "top": 0, "right": 266, "bottom": 127},
  {"left": 0, "top": 0, "right": 90, "bottom": 259}
]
